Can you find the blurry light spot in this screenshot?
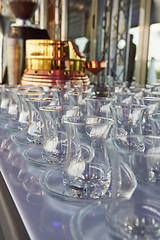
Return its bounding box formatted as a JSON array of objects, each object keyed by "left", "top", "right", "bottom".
[{"left": 53, "top": 221, "right": 62, "bottom": 228}]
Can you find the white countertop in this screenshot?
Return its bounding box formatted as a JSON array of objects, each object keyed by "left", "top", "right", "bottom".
[{"left": 0, "top": 126, "right": 82, "bottom": 240}]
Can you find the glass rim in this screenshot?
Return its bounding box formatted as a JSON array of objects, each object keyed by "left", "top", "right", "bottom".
[
  {"left": 85, "top": 96, "right": 113, "bottom": 101},
  {"left": 26, "top": 97, "right": 57, "bottom": 102},
  {"left": 110, "top": 104, "right": 146, "bottom": 109},
  {"left": 149, "top": 91, "right": 160, "bottom": 94},
  {"left": 67, "top": 91, "right": 81, "bottom": 95},
  {"left": 63, "top": 115, "right": 114, "bottom": 126},
  {"left": 39, "top": 105, "right": 79, "bottom": 112},
  {"left": 51, "top": 87, "right": 65, "bottom": 92},
  {"left": 105, "top": 198, "right": 160, "bottom": 239},
  {"left": 135, "top": 96, "right": 160, "bottom": 101},
  {"left": 149, "top": 112, "right": 160, "bottom": 119},
  {"left": 17, "top": 91, "right": 45, "bottom": 96}
]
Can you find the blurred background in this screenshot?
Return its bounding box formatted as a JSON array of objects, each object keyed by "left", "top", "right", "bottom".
[{"left": 0, "top": 0, "right": 160, "bottom": 88}]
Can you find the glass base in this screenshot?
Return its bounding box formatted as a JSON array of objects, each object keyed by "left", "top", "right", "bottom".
[
  {"left": 11, "top": 131, "right": 41, "bottom": 148},
  {"left": 22, "top": 148, "right": 62, "bottom": 170},
  {"left": 39, "top": 169, "right": 97, "bottom": 205},
  {"left": 70, "top": 201, "right": 112, "bottom": 240},
  {"left": 39, "top": 163, "right": 136, "bottom": 204},
  {"left": 63, "top": 163, "right": 111, "bottom": 199},
  {"left": 5, "top": 122, "right": 20, "bottom": 132}
]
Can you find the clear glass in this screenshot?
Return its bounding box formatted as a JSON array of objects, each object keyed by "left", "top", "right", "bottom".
[
  {"left": 113, "top": 92, "right": 135, "bottom": 104},
  {"left": 62, "top": 116, "right": 116, "bottom": 199},
  {"left": 149, "top": 91, "right": 160, "bottom": 98},
  {"left": 51, "top": 87, "right": 70, "bottom": 105},
  {"left": 5, "top": 86, "right": 20, "bottom": 122},
  {"left": 70, "top": 186, "right": 160, "bottom": 240},
  {"left": 40, "top": 158, "right": 137, "bottom": 202},
  {"left": 135, "top": 96, "right": 160, "bottom": 114},
  {"left": 106, "top": 197, "right": 160, "bottom": 240},
  {"left": 85, "top": 96, "right": 114, "bottom": 117},
  {"left": 105, "top": 135, "right": 160, "bottom": 184},
  {"left": 26, "top": 97, "right": 58, "bottom": 144},
  {"left": 110, "top": 103, "right": 146, "bottom": 135},
  {"left": 149, "top": 113, "right": 160, "bottom": 136},
  {"left": 39, "top": 105, "right": 79, "bottom": 165},
  {"left": 63, "top": 80, "right": 83, "bottom": 92},
  {"left": 17, "top": 90, "right": 45, "bottom": 131},
  {"left": 70, "top": 200, "right": 113, "bottom": 240},
  {"left": 22, "top": 105, "right": 79, "bottom": 170},
  {"left": 0, "top": 85, "right": 17, "bottom": 114},
  {"left": 135, "top": 96, "right": 160, "bottom": 134}
]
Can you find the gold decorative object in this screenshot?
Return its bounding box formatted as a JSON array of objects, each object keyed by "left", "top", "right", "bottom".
[{"left": 21, "top": 39, "right": 106, "bottom": 87}]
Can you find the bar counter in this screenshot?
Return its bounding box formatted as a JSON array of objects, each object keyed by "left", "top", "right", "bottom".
[
  {"left": 0, "top": 125, "right": 82, "bottom": 240},
  {"left": 1, "top": 120, "right": 158, "bottom": 240}
]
